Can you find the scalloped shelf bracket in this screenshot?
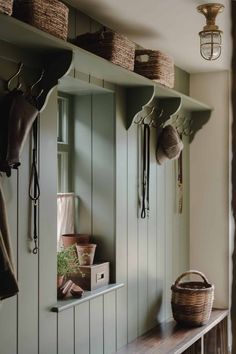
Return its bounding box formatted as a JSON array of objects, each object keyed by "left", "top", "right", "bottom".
[
  {"left": 126, "top": 86, "right": 155, "bottom": 129},
  {"left": 189, "top": 110, "right": 212, "bottom": 143},
  {"left": 37, "top": 50, "right": 73, "bottom": 112},
  {"left": 126, "top": 84, "right": 182, "bottom": 130},
  {"left": 153, "top": 97, "right": 182, "bottom": 128}
]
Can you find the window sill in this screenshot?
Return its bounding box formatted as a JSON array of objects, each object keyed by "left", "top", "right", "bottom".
[{"left": 51, "top": 283, "right": 124, "bottom": 312}]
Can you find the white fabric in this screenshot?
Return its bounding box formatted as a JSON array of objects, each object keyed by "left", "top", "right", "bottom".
[{"left": 57, "top": 193, "right": 75, "bottom": 250}]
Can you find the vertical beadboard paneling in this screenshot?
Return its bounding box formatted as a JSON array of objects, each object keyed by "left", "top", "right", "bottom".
[
  {"left": 0, "top": 31, "right": 191, "bottom": 354},
  {"left": 18, "top": 139, "right": 38, "bottom": 354},
  {"left": 58, "top": 309, "right": 74, "bottom": 354},
  {"left": 137, "top": 215, "right": 148, "bottom": 335},
  {"left": 75, "top": 302, "right": 90, "bottom": 354},
  {"left": 75, "top": 10, "right": 91, "bottom": 36},
  {"left": 147, "top": 128, "right": 158, "bottom": 330},
  {"left": 90, "top": 296, "right": 104, "bottom": 354},
  {"left": 104, "top": 292, "right": 116, "bottom": 354},
  {"left": 73, "top": 95, "right": 92, "bottom": 234},
  {"left": 137, "top": 125, "right": 148, "bottom": 335},
  {"left": 127, "top": 124, "right": 138, "bottom": 342},
  {"left": 0, "top": 174, "right": 18, "bottom": 354},
  {"left": 156, "top": 164, "right": 166, "bottom": 323},
  {"left": 172, "top": 159, "right": 180, "bottom": 282},
  {"left": 39, "top": 90, "right": 58, "bottom": 354},
  {"left": 92, "top": 94, "right": 115, "bottom": 269},
  {"left": 182, "top": 134, "right": 190, "bottom": 272},
  {"left": 115, "top": 87, "right": 128, "bottom": 348},
  {"left": 165, "top": 161, "right": 174, "bottom": 319}
]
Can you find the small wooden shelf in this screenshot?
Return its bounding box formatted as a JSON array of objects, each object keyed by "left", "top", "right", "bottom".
[
  {"left": 116, "top": 309, "right": 228, "bottom": 354},
  {"left": 0, "top": 14, "right": 212, "bottom": 112},
  {"left": 51, "top": 283, "right": 124, "bottom": 313}
]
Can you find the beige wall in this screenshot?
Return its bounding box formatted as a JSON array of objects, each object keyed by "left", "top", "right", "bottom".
[{"left": 189, "top": 71, "right": 230, "bottom": 308}]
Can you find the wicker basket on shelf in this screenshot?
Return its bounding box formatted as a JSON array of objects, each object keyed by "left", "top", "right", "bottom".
[
  {"left": 74, "top": 28, "right": 136, "bottom": 71},
  {"left": 134, "top": 49, "right": 175, "bottom": 88},
  {"left": 171, "top": 270, "right": 214, "bottom": 327},
  {"left": 0, "top": 0, "right": 13, "bottom": 16},
  {"left": 13, "top": 0, "right": 69, "bottom": 40}
]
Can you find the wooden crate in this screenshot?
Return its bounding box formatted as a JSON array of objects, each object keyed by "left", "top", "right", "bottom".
[{"left": 72, "top": 262, "right": 110, "bottom": 291}]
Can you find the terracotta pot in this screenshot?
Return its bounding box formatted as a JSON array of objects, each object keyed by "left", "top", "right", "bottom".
[
  {"left": 57, "top": 275, "right": 64, "bottom": 288},
  {"left": 61, "top": 233, "right": 91, "bottom": 248},
  {"left": 76, "top": 244, "right": 97, "bottom": 266}
]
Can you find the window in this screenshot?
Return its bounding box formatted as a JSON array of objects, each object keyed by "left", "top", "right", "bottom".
[{"left": 57, "top": 95, "right": 70, "bottom": 193}]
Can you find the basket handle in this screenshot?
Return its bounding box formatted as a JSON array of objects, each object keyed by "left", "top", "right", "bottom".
[{"left": 174, "top": 270, "right": 211, "bottom": 287}]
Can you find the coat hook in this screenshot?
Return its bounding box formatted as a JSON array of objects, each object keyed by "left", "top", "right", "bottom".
[
  {"left": 7, "top": 62, "right": 24, "bottom": 91},
  {"left": 134, "top": 106, "right": 156, "bottom": 126},
  {"left": 30, "top": 69, "right": 45, "bottom": 94}
]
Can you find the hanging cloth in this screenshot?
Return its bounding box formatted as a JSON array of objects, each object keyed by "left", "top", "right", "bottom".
[
  {"left": 141, "top": 124, "right": 150, "bottom": 219},
  {"left": 57, "top": 194, "right": 75, "bottom": 250},
  {"left": 0, "top": 179, "right": 18, "bottom": 300}
]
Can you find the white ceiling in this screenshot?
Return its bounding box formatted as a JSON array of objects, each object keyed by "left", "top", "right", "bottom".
[{"left": 66, "top": 0, "right": 232, "bottom": 73}]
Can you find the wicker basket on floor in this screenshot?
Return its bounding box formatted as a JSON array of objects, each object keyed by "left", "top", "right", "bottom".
[
  {"left": 134, "top": 49, "right": 175, "bottom": 88},
  {"left": 171, "top": 270, "right": 214, "bottom": 327},
  {"left": 0, "top": 0, "right": 13, "bottom": 16},
  {"left": 13, "top": 0, "right": 69, "bottom": 40},
  {"left": 74, "top": 28, "right": 135, "bottom": 71}
]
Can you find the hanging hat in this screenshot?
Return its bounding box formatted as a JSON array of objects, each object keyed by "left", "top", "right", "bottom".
[{"left": 156, "top": 125, "right": 184, "bottom": 165}]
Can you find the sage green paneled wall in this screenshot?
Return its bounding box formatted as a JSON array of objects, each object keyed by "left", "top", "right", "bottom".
[
  {"left": 0, "top": 54, "right": 58, "bottom": 354},
  {"left": 72, "top": 93, "right": 116, "bottom": 280},
  {"left": 115, "top": 86, "right": 190, "bottom": 346},
  {"left": 0, "top": 8, "right": 190, "bottom": 354}
]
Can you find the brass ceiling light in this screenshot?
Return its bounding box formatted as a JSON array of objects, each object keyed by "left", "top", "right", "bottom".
[{"left": 197, "top": 3, "right": 224, "bottom": 60}]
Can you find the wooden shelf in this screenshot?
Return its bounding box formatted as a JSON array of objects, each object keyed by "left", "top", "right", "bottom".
[
  {"left": 51, "top": 283, "right": 124, "bottom": 313},
  {"left": 116, "top": 309, "right": 228, "bottom": 354},
  {"left": 0, "top": 14, "right": 212, "bottom": 112}
]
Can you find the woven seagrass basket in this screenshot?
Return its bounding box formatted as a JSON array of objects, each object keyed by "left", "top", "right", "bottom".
[
  {"left": 171, "top": 270, "right": 214, "bottom": 327},
  {"left": 13, "top": 0, "right": 68, "bottom": 40},
  {"left": 0, "top": 0, "right": 13, "bottom": 16},
  {"left": 134, "top": 49, "right": 174, "bottom": 88},
  {"left": 75, "top": 28, "right": 135, "bottom": 71}
]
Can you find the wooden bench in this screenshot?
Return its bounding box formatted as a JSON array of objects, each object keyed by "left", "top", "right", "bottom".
[{"left": 116, "top": 309, "right": 228, "bottom": 354}]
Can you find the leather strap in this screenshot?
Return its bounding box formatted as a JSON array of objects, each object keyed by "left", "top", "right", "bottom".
[
  {"left": 141, "top": 124, "right": 150, "bottom": 219},
  {"left": 29, "top": 116, "right": 40, "bottom": 254},
  {"left": 178, "top": 134, "right": 183, "bottom": 214}
]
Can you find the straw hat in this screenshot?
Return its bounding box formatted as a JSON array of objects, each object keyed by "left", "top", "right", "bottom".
[{"left": 156, "top": 125, "right": 184, "bottom": 165}]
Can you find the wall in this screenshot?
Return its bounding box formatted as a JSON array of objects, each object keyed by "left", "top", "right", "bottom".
[
  {"left": 189, "top": 71, "right": 230, "bottom": 308},
  {"left": 0, "top": 8, "right": 191, "bottom": 354},
  {"left": 72, "top": 93, "right": 116, "bottom": 279},
  {"left": 115, "top": 87, "right": 190, "bottom": 345},
  {"left": 0, "top": 53, "right": 58, "bottom": 354}
]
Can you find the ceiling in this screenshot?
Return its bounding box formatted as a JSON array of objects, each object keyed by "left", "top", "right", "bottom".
[{"left": 66, "top": 0, "right": 232, "bottom": 73}]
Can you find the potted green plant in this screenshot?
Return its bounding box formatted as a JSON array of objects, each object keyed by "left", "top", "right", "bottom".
[{"left": 57, "top": 245, "right": 81, "bottom": 287}]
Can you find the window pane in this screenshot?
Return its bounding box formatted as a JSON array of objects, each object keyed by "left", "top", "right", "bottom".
[
  {"left": 57, "top": 97, "right": 68, "bottom": 143},
  {"left": 57, "top": 152, "right": 69, "bottom": 193}
]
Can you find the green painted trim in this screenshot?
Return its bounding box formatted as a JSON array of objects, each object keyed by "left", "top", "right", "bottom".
[{"left": 51, "top": 283, "right": 124, "bottom": 312}]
